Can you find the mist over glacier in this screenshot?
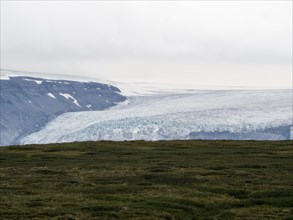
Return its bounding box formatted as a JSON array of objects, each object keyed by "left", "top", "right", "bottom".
[{"left": 21, "top": 89, "right": 293, "bottom": 144}]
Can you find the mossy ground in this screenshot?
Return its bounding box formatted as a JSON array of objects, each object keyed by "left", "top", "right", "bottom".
[{"left": 0, "top": 140, "right": 292, "bottom": 219}]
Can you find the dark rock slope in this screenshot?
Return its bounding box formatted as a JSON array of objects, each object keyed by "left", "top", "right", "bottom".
[{"left": 0, "top": 76, "right": 126, "bottom": 146}]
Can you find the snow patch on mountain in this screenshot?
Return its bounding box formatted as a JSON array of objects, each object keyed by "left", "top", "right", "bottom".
[
  {"left": 59, "top": 93, "right": 81, "bottom": 107},
  {"left": 47, "top": 93, "right": 56, "bottom": 99}
]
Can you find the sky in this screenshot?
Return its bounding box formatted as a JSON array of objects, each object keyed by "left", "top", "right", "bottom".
[{"left": 1, "top": 1, "right": 292, "bottom": 88}]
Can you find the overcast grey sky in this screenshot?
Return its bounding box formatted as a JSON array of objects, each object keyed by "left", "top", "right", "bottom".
[{"left": 1, "top": 1, "right": 292, "bottom": 88}]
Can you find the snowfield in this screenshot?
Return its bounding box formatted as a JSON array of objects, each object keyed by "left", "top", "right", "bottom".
[{"left": 21, "top": 90, "right": 293, "bottom": 144}]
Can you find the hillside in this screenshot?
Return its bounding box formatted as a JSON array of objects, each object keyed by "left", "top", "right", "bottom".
[
  {"left": 0, "top": 140, "right": 292, "bottom": 219},
  {"left": 0, "top": 71, "right": 126, "bottom": 146}
]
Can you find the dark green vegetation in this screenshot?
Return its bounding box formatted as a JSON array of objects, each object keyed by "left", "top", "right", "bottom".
[{"left": 0, "top": 141, "right": 292, "bottom": 219}]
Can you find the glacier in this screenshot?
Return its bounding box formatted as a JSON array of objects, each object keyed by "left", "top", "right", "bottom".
[{"left": 21, "top": 89, "right": 293, "bottom": 144}]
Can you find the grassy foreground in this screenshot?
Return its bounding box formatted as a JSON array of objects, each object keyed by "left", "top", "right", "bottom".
[{"left": 0, "top": 140, "right": 292, "bottom": 220}]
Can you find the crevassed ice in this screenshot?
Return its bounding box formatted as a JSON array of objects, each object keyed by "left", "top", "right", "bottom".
[{"left": 21, "top": 90, "right": 293, "bottom": 144}]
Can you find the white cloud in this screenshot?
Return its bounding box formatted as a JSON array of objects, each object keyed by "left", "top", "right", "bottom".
[{"left": 1, "top": 1, "right": 292, "bottom": 88}]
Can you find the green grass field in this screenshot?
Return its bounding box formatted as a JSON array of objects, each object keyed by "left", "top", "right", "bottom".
[{"left": 0, "top": 140, "right": 292, "bottom": 219}]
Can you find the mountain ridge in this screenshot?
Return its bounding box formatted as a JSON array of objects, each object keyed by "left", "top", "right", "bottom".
[{"left": 0, "top": 73, "right": 126, "bottom": 146}]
